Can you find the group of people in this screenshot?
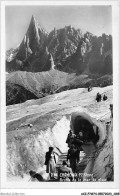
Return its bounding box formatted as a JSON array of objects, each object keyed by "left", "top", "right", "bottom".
[
  {"left": 96, "top": 92, "right": 108, "bottom": 102},
  {"left": 44, "top": 146, "right": 74, "bottom": 181},
  {"left": 29, "top": 103, "right": 113, "bottom": 182},
  {"left": 43, "top": 130, "right": 83, "bottom": 181},
  {"left": 87, "top": 86, "right": 108, "bottom": 102},
  {"left": 66, "top": 130, "right": 84, "bottom": 173},
  {"left": 66, "top": 129, "right": 87, "bottom": 148}
]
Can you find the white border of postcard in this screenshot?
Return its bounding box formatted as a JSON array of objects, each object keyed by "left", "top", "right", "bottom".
[{"left": 0, "top": 0, "right": 120, "bottom": 195}]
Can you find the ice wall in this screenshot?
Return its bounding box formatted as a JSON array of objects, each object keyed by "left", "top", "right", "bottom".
[
  {"left": 7, "top": 116, "right": 70, "bottom": 177},
  {"left": 92, "top": 119, "right": 113, "bottom": 181}
]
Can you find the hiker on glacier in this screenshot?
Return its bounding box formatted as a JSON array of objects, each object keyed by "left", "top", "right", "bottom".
[
  {"left": 88, "top": 85, "right": 92, "bottom": 92},
  {"left": 103, "top": 94, "right": 108, "bottom": 101},
  {"left": 96, "top": 92, "right": 102, "bottom": 102}
]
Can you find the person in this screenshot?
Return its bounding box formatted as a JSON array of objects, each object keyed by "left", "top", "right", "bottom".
[
  {"left": 29, "top": 170, "right": 44, "bottom": 181},
  {"left": 72, "top": 131, "right": 83, "bottom": 147},
  {"left": 96, "top": 92, "right": 101, "bottom": 102},
  {"left": 103, "top": 94, "right": 107, "bottom": 101},
  {"left": 58, "top": 161, "right": 73, "bottom": 181},
  {"left": 88, "top": 86, "right": 90, "bottom": 92},
  {"left": 66, "top": 130, "right": 73, "bottom": 142},
  {"left": 75, "top": 146, "right": 81, "bottom": 163},
  {"left": 110, "top": 104, "right": 113, "bottom": 118},
  {"left": 45, "top": 147, "right": 56, "bottom": 178},
  {"left": 78, "top": 131, "right": 84, "bottom": 140},
  {"left": 88, "top": 85, "right": 92, "bottom": 92},
  {"left": 66, "top": 130, "right": 75, "bottom": 147},
  {"left": 67, "top": 144, "right": 78, "bottom": 173}
]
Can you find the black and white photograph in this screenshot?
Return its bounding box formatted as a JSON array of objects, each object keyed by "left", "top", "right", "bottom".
[{"left": 0, "top": 0, "right": 120, "bottom": 195}]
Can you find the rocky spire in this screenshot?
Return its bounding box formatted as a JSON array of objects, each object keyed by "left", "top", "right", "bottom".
[
  {"left": 15, "top": 15, "right": 48, "bottom": 61},
  {"left": 27, "top": 15, "right": 40, "bottom": 45}
]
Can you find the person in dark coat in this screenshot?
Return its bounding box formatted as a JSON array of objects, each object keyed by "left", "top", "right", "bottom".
[
  {"left": 45, "top": 147, "right": 56, "bottom": 178},
  {"left": 103, "top": 94, "right": 108, "bottom": 101},
  {"left": 67, "top": 145, "right": 78, "bottom": 173},
  {"left": 96, "top": 92, "right": 102, "bottom": 102},
  {"left": 29, "top": 170, "right": 44, "bottom": 181},
  {"left": 66, "top": 130, "right": 75, "bottom": 147},
  {"left": 88, "top": 85, "right": 92, "bottom": 92},
  {"left": 110, "top": 104, "right": 113, "bottom": 118}
]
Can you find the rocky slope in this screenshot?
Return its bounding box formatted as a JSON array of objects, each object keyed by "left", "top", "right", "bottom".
[
  {"left": 6, "top": 81, "right": 38, "bottom": 105},
  {"left": 6, "top": 85, "right": 113, "bottom": 180},
  {"left": 6, "top": 70, "right": 112, "bottom": 105},
  {"left": 6, "top": 15, "right": 112, "bottom": 75}
]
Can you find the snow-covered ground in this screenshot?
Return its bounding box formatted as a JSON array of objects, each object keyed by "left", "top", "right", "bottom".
[{"left": 6, "top": 85, "right": 113, "bottom": 181}]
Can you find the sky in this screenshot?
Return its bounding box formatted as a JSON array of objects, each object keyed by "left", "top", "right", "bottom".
[{"left": 5, "top": 6, "right": 112, "bottom": 50}]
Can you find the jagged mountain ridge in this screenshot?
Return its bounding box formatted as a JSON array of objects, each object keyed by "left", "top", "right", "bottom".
[
  {"left": 47, "top": 26, "right": 84, "bottom": 63},
  {"left": 6, "top": 15, "right": 112, "bottom": 74}
]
